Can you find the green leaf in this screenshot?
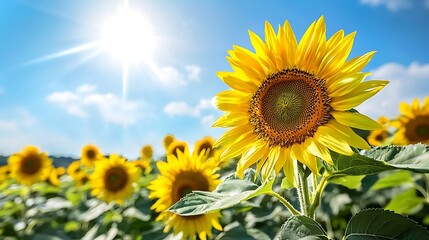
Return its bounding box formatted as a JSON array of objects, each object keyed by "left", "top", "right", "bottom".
[
  {"left": 385, "top": 188, "right": 425, "bottom": 214},
  {"left": 280, "top": 177, "right": 295, "bottom": 189},
  {"left": 345, "top": 209, "right": 429, "bottom": 239},
  {"left": 78, "top": 202, "right": 110, "bottom": 222},
  {"left": 64, "top": 221, "right": 80, "bottom": 232},
  {"left": 329, "top": 175, "right": 365, "bottom": 190},
  {"left": 276, "top": 215, "right": 329, "bottom": 240},
  {"left": 169, "top": 169, "right": 273, "bottom": 216},
  {"left": 370, "top": 171, "right": 413, "bottom": 190},
  {"left": 329, "top": 144, "right": 429, "bottom": 176},
  {"left": 216, "top": 222, "right": 271, "bottom": 240}
]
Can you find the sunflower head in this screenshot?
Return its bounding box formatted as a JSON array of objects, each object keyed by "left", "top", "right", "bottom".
[
  {"left": 141, "top": 144, "right": 154, "bottom": 159},
  {"left": 163, "top": 134, "right": 176, "bottom": 150},
  {"left": 167, "top": 140, "right": 190, "bottom": 159},
  {"left": 0, "top": 165, "right": 10, "bottom": 183},
  {"left": 81, "top": 144, "right": 102, "bottom": 167},
  {"left": 133, "top": 158, "right": 152, "bottom": 174},
  {"left": 8, "top": 146, "right": 53, "bottom": 186},
  {"left": 393, "top": 97, "right": 429, "bottom": 145},
  {"left": 90, "top": 154, "right": 139, "bottom": 204},
  {"left": 214, "top": 16, "right": 387, "bottom": 179},
  {"left": 148, "top": 150, "right": 222, "bottom": 240},
  {"left": 193, "top": 136, "right": 215, "bottom": 158},
  {"left": 67, "top": 161, "right": 82, "bottom": 179}
]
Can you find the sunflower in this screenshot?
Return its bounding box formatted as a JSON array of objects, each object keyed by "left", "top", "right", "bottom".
[
  {"left": 67, "top": 160, "right": 82, "bottom": 179},
  {"left": 148, "top": 150, "right": 222, "bottom": 240},
  {"left": 75, "top": 171, "right": 90, "bottom": 187},
  {"left": 47, "top": 167, "right": 67, "bottom": 187},
  {"left": 163, "top": 134, "right": 176, "bottom": 150},
  {"left": 0, "top": 165, "right": 10, "bottom": 183},
  {"left": 393, "top": 97, "right": 429, "bottom": 145},
  {"left": 90, "top": 154, "right": 139, "bottom": 204},
  {"left": 367, "top": 116, "right": 390, "bottom": 146},
  {"left": 167, "top": 140, "right": 190, "bottom": 159},
  {"left": 214, "top": 16, "right": 387, "bottom": 179},
  {"left": 133, "top": 158, "right": 152, "bottom": 174},
  {"left": 80, "top": 144, "right": 102, "bottom": 167},
  {"left": 141, "top": 144, "right": 154, "bottom": 159},
  {"left": 8, "top": 146, "right": 53, "bottom": 186}
]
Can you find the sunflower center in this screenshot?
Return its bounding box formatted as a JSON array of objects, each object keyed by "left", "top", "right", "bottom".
[
  {"left": 20, "top": 155, "right": 42, "bottom": 175},
  {"left": 375, "top": 133, "right": 385, "bottom": 142},
  {"left": 405, "top": 116, "right": 429, "bottom": 143},
  {"left": 172, "top": 171, "right": 210, "bottom": 203},
  {"left": 249, "top": 68, "right": 331, "bottom": 147},
  {"left": 104, "top": 166, "right": 128, "bottom": 192},
  {"left": 86, "top": 149, "right": 96, "bottom": 160}
]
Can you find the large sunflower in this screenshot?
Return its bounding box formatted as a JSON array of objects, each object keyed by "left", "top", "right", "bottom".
[
  {"left": 148, "top": 150, "right": 222, "bottom": 240},
  {"left": 8, "top": 146, "right": 53, "bottom": 186},
  {"left": 393, "top": 97, "right": 429, "bottom": 145},
  {"left": 90, "top": 154, "right": 139, "bottom": 204},
  {"left": 214, "top": 16, "right": 387, "bottom": 178},
  {"left": 80, "top": 144, "right": 103, "bottom": 167}
]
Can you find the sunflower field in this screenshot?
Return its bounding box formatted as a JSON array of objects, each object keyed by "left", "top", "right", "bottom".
[{"left": 1, "top": 14, "right": 429, "bottom": 240}]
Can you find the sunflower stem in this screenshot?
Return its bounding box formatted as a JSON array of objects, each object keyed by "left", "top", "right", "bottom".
[
  {"left": 297, "top": 162, "right": 311, "bottom": 217},
  {"left": 267, "top": 191, "right": 300, "bottom": 216},
  {"left": 308, "top": 174, "right": 329, "bottom": 217}
]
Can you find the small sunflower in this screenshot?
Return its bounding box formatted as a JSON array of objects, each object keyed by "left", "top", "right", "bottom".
[
  {"left": 90, "top": 154, "right": 139, "bottom": 204},
  {"left": 148, "top": 150, "right": 222, "bottom": 240},
  {"left": 81, "top": 144, "right": 103, "bottom": 167},
  {"left": 75, "top": 171, "right": 90, "bottom": 187},
  {"left": 133, "top": 158, "right": 152, "bottom": 174},
  {"left": 8, "top": 146, "right": 53, "bottom": 186},
  {"left": 47, "top": 167, "right": 66, "bottom": 187},
  {"left": 141, "top": 144, "right": 154, "bottom": 159},
  {"left": 67, "top": 160, "right": 82, "bottom": 179},
  {"left": 163, "top": 134, "right": 176, "bottom": 150},
  {"left": 0, "top": 165, "right": 10, "bottom": 183},
  {"left": 393, "top": 97, "right": 429, "bottom": 145},
  {"left": 214, "top": 16, "right": 387, "bottom": 179},
  {"left": 367, "top": 116, "right": 390, "bottom": 146},
  {"left": 167, "top": 140, "right": 190, "bottom": 159},
  {"left": 193, "top": 136, "right": 216, "bottom": 158}
]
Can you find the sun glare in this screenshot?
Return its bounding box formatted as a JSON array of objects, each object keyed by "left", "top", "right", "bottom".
[{"left": 100, "top": 6, "right": 155, "bottom": 63}]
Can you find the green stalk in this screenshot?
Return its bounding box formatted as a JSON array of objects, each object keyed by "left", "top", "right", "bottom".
[
  {"left": 308, "top": 174, "right": 329, "bottom": 217},
  {"left": 267, "top": 191, "right": 300, "bottom": 216},
  {"left": 297, "top": 162, "right": 311, "bottom": 217}
]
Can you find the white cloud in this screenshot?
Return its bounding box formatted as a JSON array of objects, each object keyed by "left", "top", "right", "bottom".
[
  {"left": 201, "top": 114, "right": 215, "bottom": 126},
  {"left": 356, "top": 62, "right": 429, "bottom": 119},
  {"left": 47, "top": 85, "right": 145, "bottom": 126},
  {"left": 359, "top": 0, "right": 411, "bottom": 11},
  {"left": 186, "top": 65, "right": 202, "bottom": 81},
  {"left": 164, "top": 98, "right": 214, "bottom": 117},
  {"left": 147, "top": 61, "right": 202, "bottom": 87}
]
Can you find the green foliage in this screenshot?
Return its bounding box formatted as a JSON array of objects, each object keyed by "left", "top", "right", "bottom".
[
  {"left": 276, "top": 216, "right": 329, "bottom": 240},
  {"left": 329, "top": 176, "right": 365, "bottom": 190},
  {"left": 385, "top": 188, "right": 425, "bottom": 214},
  {"left": 370, "top": 170, "right": 413, "bottom": 190},
  {"left": 168, "top": 169, "right": 274, "bottom": 216},
  {"left": 327, "top": 144, "right": 429, "bottom": 176},
  {"left": 344, "top": 209, "right": 429, "bottom": 239}
]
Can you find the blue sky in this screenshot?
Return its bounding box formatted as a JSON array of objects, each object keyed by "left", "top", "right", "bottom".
[{"left": 1, "top": 0, "right": 429, "bottom": 158}]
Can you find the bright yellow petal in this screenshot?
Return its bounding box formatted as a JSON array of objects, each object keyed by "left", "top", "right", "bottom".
[
  {"left": 331, "top": 80, "right": 388, "bottom": 111},
  {"left": 327, "top": 72, "right": 370, "bottom": 97},
  {"left": 217, "top": 72, "right": 259, "bottom": 93},
  {"left": 331, "top": 111, "right": 381, "bottom": 130},
  {"left": 296, "top": 16, "right": 326, "bottom": 72}
]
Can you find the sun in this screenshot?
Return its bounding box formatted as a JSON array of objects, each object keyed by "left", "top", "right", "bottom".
[{"left": 100, "top": 4, "right": 156, "bottom": 63}]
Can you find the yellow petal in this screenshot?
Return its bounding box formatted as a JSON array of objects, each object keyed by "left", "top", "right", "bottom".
[
  {"left": 331, "top": 111, "right": 381, "bottom": 130},
  {"left": 296, "top": 16, "right": 326, "bottom": 72},
  {"left": 274, "top": 147, "right": 289, "bottom": 175},
  {"left": 212, "top": 112, "right": 249, "bottom": 128},
  {"left": 236, "top": 141, "right": 268, "bottom": 178},
  {"left": 326, "top": 29, "right": 344, "bottom": 49},
  {"left": 318, "top": 32, "right": 356, "bottom": 80},
  {"left": 327, "top": 72, "right": 370, "bottom": 97},
  {"left": 217, "top": 72, "right": 259, "bottom": 93},
  {"left": 305, "top": 138, "right": 333, "bottom": 165},
  {"left": 316, "top": 124, "right": 354, "bottom": 155},
  {"left": 341, "top": 51, "right": 376, "bottom": 74},
  {"left": 220, "top": 133, "right": 259, "bottom": 161},
  {"left": 214, "top": 125, "right": 253, "bottom": 148},
  {"left": 233, "top": 45, "right": 266, "bottom": 76},
  {"left": 399, "top": 101, "right": 414, "bottom": 117},
  {"left": 331, "top": 80, "right": 388, "bottom": 111},
  {"left": 328, "top": 120, "right": 370, "bottom": 149},
  {"left": 261, "top": 146, "right": 281, "bottom": 180}
]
